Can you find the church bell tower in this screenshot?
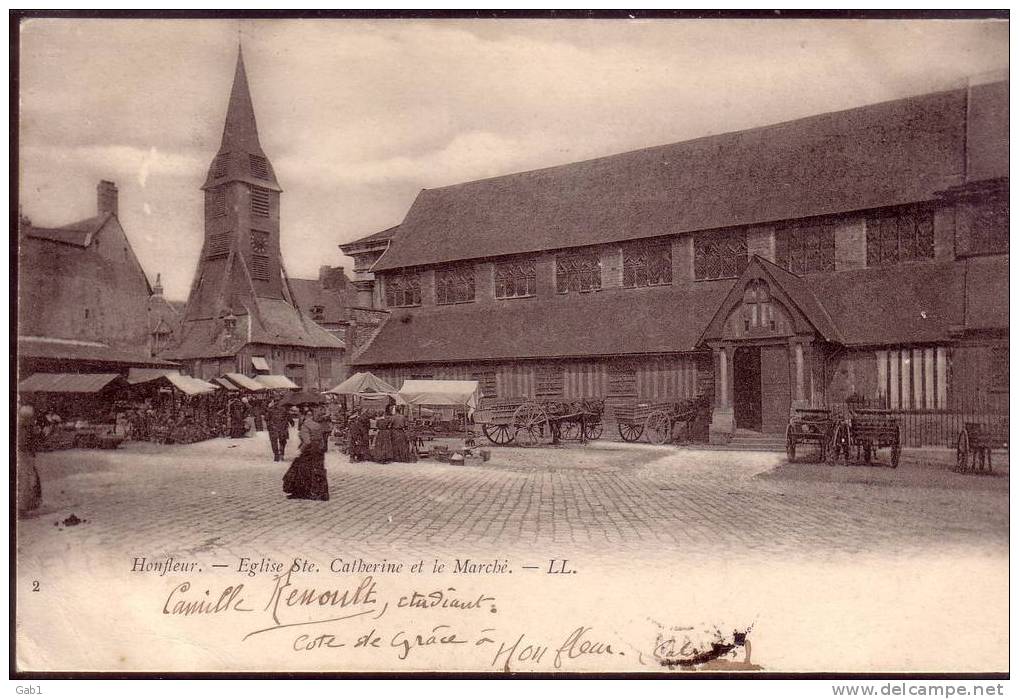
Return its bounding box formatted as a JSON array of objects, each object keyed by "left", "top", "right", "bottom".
[
  {"left": 169, "top": 45, "right": 344, "bottom": 379},
  {"left": 187, "top": 46, "right": 285, "bottom": 320}
]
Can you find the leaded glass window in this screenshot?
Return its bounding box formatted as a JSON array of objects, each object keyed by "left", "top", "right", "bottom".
[
  {"left": 436, "top": 265, "right": 476, "bottom": 305},
  {"left": 623, "top": 241, "right": 672, "bottom": 288},
  {"left": 556, "top": 252, "right": 601, "bottom": 293},
  {"left": 866, "top": 207, "right": 934, "bottom": 266},
  {"left": 384, "top": 272, "right": 421, "bottom": 308},
  {"left": 775, "top": 220, "right": 836, "bottom": 273},
  {"left": 495, "top": 259, "right": 536, "bottom": 299},
  {"left": 694, "top": 230, "right": 747, "bottom": 280}
]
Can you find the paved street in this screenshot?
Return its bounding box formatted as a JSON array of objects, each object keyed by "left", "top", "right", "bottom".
[
  {"left": 16, "top": 431, "right": 1008, "bottom": 566},
  {"left": 14, "top": 433, "right": 1009, "bottom": 673}
]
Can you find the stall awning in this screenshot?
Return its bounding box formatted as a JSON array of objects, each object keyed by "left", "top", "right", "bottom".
[
  {"left": 251, "top": 356, "right": 270, "bottom": 372},
  {"left": 326, "top": 371, "right": 399, "bottom": 395},
  {"left": 222, "top": 373, "right": 265, "bottom": 391},
  {"left": 18, "top": 373, "right": 122, "bottom": 394},
  {"left": 214, "top": 377, "right": 239, "bottom": 391},
  {"left": 127, "top": 368, "right": 181, "bottom": 384},
  {"left": 398, "top": 380, "right": 480, "bottom": 410},
  {"left": 254, "top": 374, "right": 299, "bottom": 390},
  {"left": 166, "top": 374, "right": 219, "bottom": 396}
]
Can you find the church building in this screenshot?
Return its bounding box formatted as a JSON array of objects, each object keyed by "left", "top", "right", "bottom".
[
  {"left": 167, "top": 48, "right": 345, "bottom": 389},
  {"left": 349, "top": 76, "right": 1008, "bottom": 446}
]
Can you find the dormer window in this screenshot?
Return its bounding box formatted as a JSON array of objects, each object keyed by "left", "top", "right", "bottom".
[
  {"left": 310, "top": 305, "right": 325, "bottom": 321},
  {"left": 223, "top": 313, "right": 237, "bottom": 334}
]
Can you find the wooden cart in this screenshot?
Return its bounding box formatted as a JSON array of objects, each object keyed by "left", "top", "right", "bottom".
[
  {"left": 611, "top": 397, "right": 705, "bottom": 445},
  {"left": 846, "top": 408, "right": 901, "bottom": 468},
  {"left": 476, "top": 397, "right": 604, "bottom": 446},
  {"left": 955, "top": 421, "right": 1008, "bottom": 473},
  {"left": 785, "top": 408, "right": 834, "bottom": 462}
]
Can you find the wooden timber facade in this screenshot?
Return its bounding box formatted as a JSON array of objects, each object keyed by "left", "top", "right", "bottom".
[{"left": 348, "top": 77, "right": 1008, "bottom": 445}]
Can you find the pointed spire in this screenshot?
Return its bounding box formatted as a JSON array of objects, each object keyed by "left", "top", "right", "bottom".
[
  {"left": 220, "top": 44, "right": 263, "bottom": 154},
  {"left": 202, "top": 44, "right": 281, "bottom": 191}
]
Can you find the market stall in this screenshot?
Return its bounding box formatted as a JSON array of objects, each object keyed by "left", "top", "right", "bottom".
[
  {"left": 125, "top": 372, "right": 222, "bottom": 443},
  {"left": 17, "top": 373, "right": 129, "bottom": 449},
  {"left": 398, "top": 379, "right": 481, "bottom": 435}
]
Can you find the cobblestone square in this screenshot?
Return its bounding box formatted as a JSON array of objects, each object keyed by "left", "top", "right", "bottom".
[
  {"left": 16, "top": 431, "right": 1008, "bottom": 566},
  {"left": 15, "top": 433, "right": 1009, "bottom": 673}
]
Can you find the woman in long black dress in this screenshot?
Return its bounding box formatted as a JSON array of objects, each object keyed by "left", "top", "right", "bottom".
[{"left": 282, "top": 406, "right": 329, "bottom": 500}]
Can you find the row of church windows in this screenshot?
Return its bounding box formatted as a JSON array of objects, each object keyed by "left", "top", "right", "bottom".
[{"left": 381, "top": 204, "right": 996, "bottom": 308}]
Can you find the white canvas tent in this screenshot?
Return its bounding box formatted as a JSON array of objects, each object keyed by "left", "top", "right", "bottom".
[
  {"left": 326, "top": 371, "right": 399, "bottom": 395},
  {"left": 398, "top": 380, "right": 480, "bottom": 412}
]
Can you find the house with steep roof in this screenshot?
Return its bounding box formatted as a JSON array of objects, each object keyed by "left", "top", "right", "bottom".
[
  {"left": 351, "top": 77, "right": 1008, "bottom": 446},
  {"left": 18, "top": 180, "right": 177, "bottom": 375},
  {"left": 165, "top": 47, "right": 345, "bottom": 390}
]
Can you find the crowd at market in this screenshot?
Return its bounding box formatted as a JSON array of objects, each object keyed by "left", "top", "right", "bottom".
[{"left": 16, "top": 381, "right": 442, "bottom": 513}]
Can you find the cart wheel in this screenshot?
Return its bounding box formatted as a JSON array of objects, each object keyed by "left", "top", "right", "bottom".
[
  {"left": 618, "top": 423, "right": 644, "bottom": 442},
  {"left": 785, "top": 425, "right": 796, "bottom": 462},
  {"left": 646, "top": 410, "right": 672, "bottom": 445},
  {"left": 482, "top": 423, "right": 516, "bottom": 446},
  {"left": 956, "top": 431, "right": 969, "bottom": 472},
  {"left": 513, "top": 402, "right": 549, "bottom": 447},
  {"left": 583, "top": 422, "right": 604, "bottom": 441},
  {"left": 561, "top": 421, "right": 581, "bottom": 442},
  {"left": 889, "top": 444, "right": 900, "bottom": 469},
  {"left": 863, "top": 443, "right": 873, "bottom": 466}
]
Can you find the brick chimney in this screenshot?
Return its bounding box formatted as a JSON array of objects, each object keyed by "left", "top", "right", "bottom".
[
  {"left": 97, "top": 180, "right": 118, "bottom": 217},
  {"left": 319, "top": 265, "right": 348, "bottom": 291}
]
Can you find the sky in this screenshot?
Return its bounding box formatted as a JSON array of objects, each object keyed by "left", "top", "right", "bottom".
[{"left": 18, "top": 17, "right": 1008, "bottom": 301}]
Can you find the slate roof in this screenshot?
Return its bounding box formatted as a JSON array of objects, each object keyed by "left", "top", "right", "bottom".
[
  {"left": 201, "top": 47, "right": 281, "bottom": 192},
  {"left": 963, "top": 254, "right": 1009, "bottom": 331},
  {"left": 288, "top": 277, "right": 349, "bottom": 324},
  {"left": 342, "top": 225, "right": 399, "bottom": 249},
  {"left": 351, "top": 280, "right": 732, "bottom": 366},
  {"left": 24, "top": 214, "right": 111, "bottom": 247},
  {"left": 807, "top": 261, "right": 968, "bottom": 346},
  {"left": 168, "top": 299, "right": 344, "bottom": 361},
  {"left": 19, "top": 336, "right": 176, "bottom": 367},
  {"left": 373, "top": 85, "right": 1004, "bottom": 272},
  {"left": 351, "top": 257, "right": 1004, "bottom": 366}
]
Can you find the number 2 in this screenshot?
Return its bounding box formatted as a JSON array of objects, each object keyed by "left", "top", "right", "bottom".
[{"left": 31, "top": 581, "right": 40, "bottom": 592}]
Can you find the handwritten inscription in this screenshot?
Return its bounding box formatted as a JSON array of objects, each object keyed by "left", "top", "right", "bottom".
[{"left": 149, "top": 556, "right": 752, "bottom": 671}]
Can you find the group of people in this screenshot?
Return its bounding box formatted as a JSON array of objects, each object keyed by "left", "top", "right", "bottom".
[{"left": 346, "top": 403, "right": 418, "bottom": 464}]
